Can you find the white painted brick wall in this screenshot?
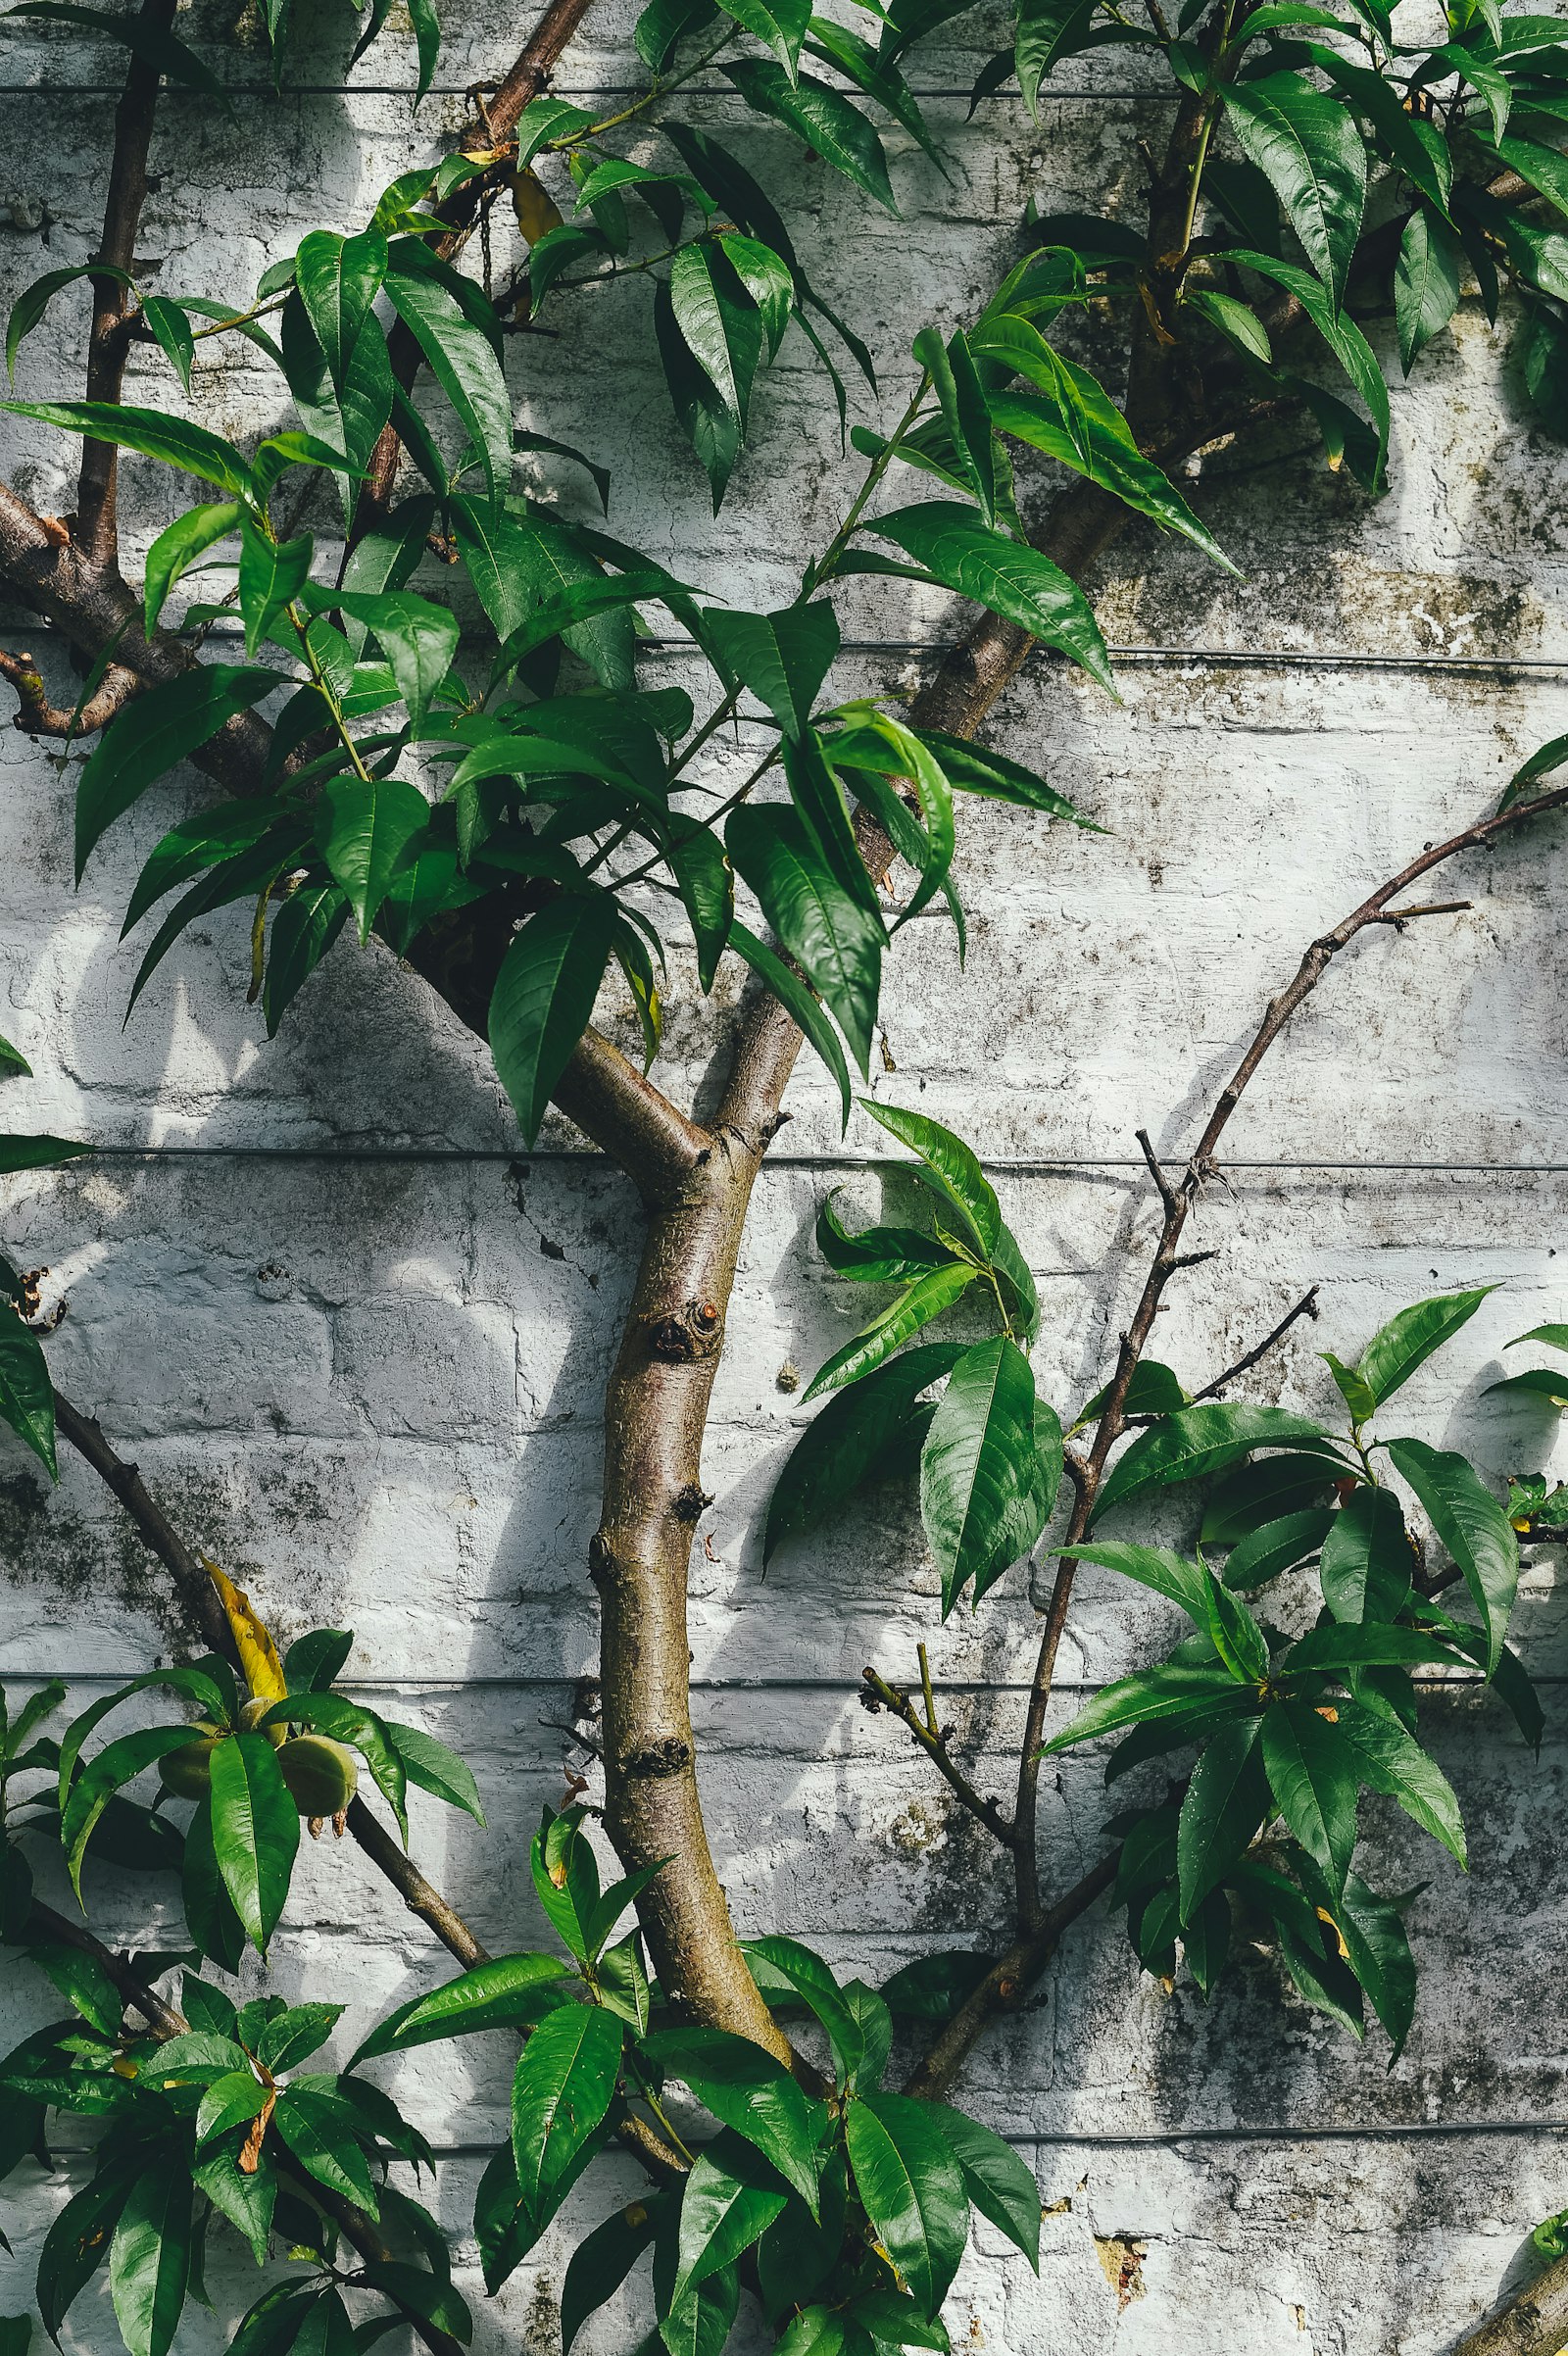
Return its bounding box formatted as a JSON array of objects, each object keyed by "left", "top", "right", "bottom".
[{"left": 1, "top": 6, "right": 1566, "bottom": 2348}]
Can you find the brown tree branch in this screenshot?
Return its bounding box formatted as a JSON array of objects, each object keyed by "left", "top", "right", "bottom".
[
  {"left": 1186, "top": 1285, "right": 1321, "bottom": 1406},
  {"left": 860, "top": 1664, "right": 1018, "bottom": 1850},
  {"left": 1451, "top": 2258, "right": 1568, "bottom": 2356},
  {"left": 0, "top": 648, "right": 140, "bottom": 736},
  {"left": 74, "top": 0, "right": 178, "bottom": 567}
]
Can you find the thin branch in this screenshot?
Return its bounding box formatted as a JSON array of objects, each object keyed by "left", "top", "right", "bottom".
[
  {"left": 0, "top": 650, "right": 139, "bottom": 737},
  {"left": 24, "top": 1901, "right": 467, "bottom": 2356},
  {"left": 75, "top": 0, "right": 178, "bottom": 566},
  {"left": 1186, "top": 1285, "right": 1320, "bottom": 1406},
  {"left": 860, "top": 1667, "right": 1018, "bottom": 1850}
]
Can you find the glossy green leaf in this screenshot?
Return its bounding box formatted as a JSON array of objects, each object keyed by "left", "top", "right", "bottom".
[
  {"left": 1177, "top": 1716, "right": 1267, "bottom": 1918},
  {"left": 1221, "top": 72, "right": 1367, "bottom": 308},
  {"left": 383, "top": 1720, "right": 485, "bottom": 1823},
  {"left": 561, "top": 2197, "right": 662, "bottom": 2353},
  {"left": 642, "top": 2027, "right": 824, "bottom": 2210},
  {"left": 75, "top": 665, "right": 278, "bottom": 881},
  {"left": 315, "top": 773, "right": 430, "bottom": 943},
  {"left": 1094, "top": 1402, "right": 1328, "bottom": 1523},
  {"left": 237, "top": 523, "right": 311, "bottom": 659},
  {"left": 6, "top": 262, "right": 130, "bottom": 379},
  {"left": 1015, "top": 0, "right": 1096, "bottom": 112},
  {"left": 715, "top": 0, "right": 810, "bottom": 74},
  {"left": 844, "top": 2092, "right": 968, "bottom": 2316},
  {"left": 931, "top": 2104, "right": 1040, "bottom": 2267},
  {"left": 861, "top": 503, "right": 1115, "bottom": 691},
  {"left": 1334, "top": 1696, "right": 1468, "bottom": 1865},
  {"left": 1260, "top": 1698, "right": 1358, "bottom": 1890},
  {"left": 860, "top": 1099, "right": 1001, "bottom": 1255},
  {"left": 672, "top": 2137, "right": 789, "bottom": 2308},
  {"left": 295, "top": 227, "right": 388, "bottom": 384},
  {"left": 109, "top": 2154, "right": 191, "bottom": 2356},
  {"left": 913, "top": 325, "right": 997, "bottom": 526},
  {"left": 351, "top": 1954, "right": 569, "bottom": 2067},
  {"left": 271, "top": 2083, "right": 378, "bottom": 2215},
  {"left": 511, "top": 2002, "right": 622, "bottom": 2209},
  {"left": 805, "top": 1259, "right": 976, "bottom": 1399},
  {"left": 726, "top": 916, "right": 852, "bottom": 1121},
  {"left": 1041, "top": 1655, "right": 1254, "bottom": 1754},
  {"left": 913, "top": 728, "right": 1088, "bottom": 824},
  {"left": 1222, "top": 1506, "right": 1335, "bottom": 1590},
  {"left": 385, "top": 263, "right": 512, "bottom": 500},
  {"left": 669, "top": 242, "right": 764, "bottom": 432},
  {"left": 765, "top": 1341, "right": 960, "bottom": 1561},
  {"left": 265, "top": 883, "right": 350, "bottom": 1036},
  {"left": 655, "top": 274, "right": 740, "bottom": 509},
  {"left": 194, "top": 2070, "right": 270, "bottom": 2146},
  {"left": 1201, "top": 1450, "right": 1344, "bottom": 1545},
  {"left": 2, "top": 398, "right": 252, "bottom": 496},
  {"left": 1299, "top": 1861, "right": 1416, "bottom": 2056},
  {"left": 1318, "top": 1486, "right": 1413, "bottom": 1624},
  {"left": 1226, "top": 248, "right": 1389, "bottom": 482},
  {"left": 702, "top": 602, "right": 840, "bottom": 739},
  {"left": 724, "top": 60, "right": 897, "bottom": 212},
  {"left": 1386, "top": 1437, "right": 1518, "bottom": 1675},
  {"left": 727, "top": 806, "right": 883, "bottom": 1073},
  {"left": 62, "top": 1724, "right": 211, "bottom": 1893},
  {"left": 1355, "top": 1287, "right": 1494, "bottom": 1409},
  {"left": 0, "top": 1304, "right": 57, "bottom": 1477},
  {"left": 815, "top": 1196, "right": 954, "bottom": 1283},
  {"left": 36, "top": 2165, "right": 137, "bottom": 2340},
  {"left": 1185, "top": 286, "right": 1273, "bottom": 363},
  {"left": 489, "top": 895, "right": 618, "bottom": 1148},
  {"left": 921, "top": 1337, "right": 1052, "bottom": 1612},
  {"left": 208, "top": 1730, "right": 300, "bottom": 1952}
]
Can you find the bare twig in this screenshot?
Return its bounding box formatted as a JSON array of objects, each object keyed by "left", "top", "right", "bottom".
[
  {"left": 75, "top": 0, "right": 178, "bottom": 566},
  {"left": 1186, "top": 1285, "right": 1321, "bottom": 1406},
  {"left": 860, "top": 1666, "right": 1017, "bottom": 1850}
]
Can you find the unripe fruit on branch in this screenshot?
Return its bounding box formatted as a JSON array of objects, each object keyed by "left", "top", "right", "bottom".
[
  {"left": 238, "top": 1697, "right": 286, "bottom": 1747},
  {"left": 277, "top": 1734, "right": 358, "bottom": 1817},
  {"left": 161, "top": 1723, "right": 221, "bottom": 1798}
]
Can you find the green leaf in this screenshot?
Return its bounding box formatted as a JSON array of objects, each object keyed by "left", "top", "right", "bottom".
[
  {"left": 561, "top": 2198, "right": 662, "bottom": 2353},
  {"left": 658, "top": 2262, "right": 740, "bottom": 2356},
  {"left": 1093, "top": 1403, "right": 1329, "bottom": 1523},
  {"left": 0, "top": 1304, "right": 57, "bottom": 1476},
  {"left": 383, "top": 1720, "right": 485, "bottom": 1822},
  {"left": 489, "top": 895, "right": 618, "bottom": 1148},
  {"left": 265, "top": 883, "right": 350, "bottom": 1036},
  {"left": 6, "top": 262, "right": 129, "bottom": 380},
  {"left": 295, "top": 228, "right": 388, "bottom": 384},
  {"left": 141, "top": 497, "right": 241, "bottom": 633},
  {"left": 1225, "top": 248, "right": 1389, "bottom": 483},
  {"left": 1040, "top": 1656, "right": 1254, "bottom": 1754},
  {"left": 0, "top": 1031, "right": 29, "bottom": 1079},
  {"left": 181, "top": 1797, "right": 248, "bottom": 1972},
  {"left": 194, "top": 2070, "right": 271, "bottom": 2146},
  {"left": 717, "top": 232, "right": 796, "bottom": 356},
  {"left": 271, "top": 2084, "right": 379, "bottom": 2215},
  {"left": 723, "top": 60, "right": 897, "bottom": 212},
  {"left": 1486, "top": 1366, "right": 1568, "bottom": 1408},
  {"left": 766, "top": 1343, "right": 965, "bottom": 1561},
  {"left": 385, "top": 262, "right": 512, "bottom": 500},
  {"left": 1060, "top": 1539, "right": 1266, "bottom": 1681},
  {"left": 351, "top": 1954, "right": 569, "bottom": 2066},
  {"left": 138, "top": 297, "right": 195, "bottom": 396},
  {"left": 806, "top": 20, "right": 946, "bottom": 169},
  {"left": 208, "top": 1731, "right": 300, "bottom": 1952},
  {"left": 920, "top": 1337, "right": 1052, "bottom": 1613},
  {"left": 237, "top": 523, "right": 311, "bottom": 660},
  {"left": 1, "top": 398, "right": 252, "bottom": 497},
  {"left": 815, "top": 1196, "right": 955, "bottom": 1283},
  {"left": 805, "top": 1260, "right": 976, "bottom": 1399},
  {"left": 1177, "top": 1717, "right": 1267, "bottom": 1917},
  {"left": 1312, "top": 52, "right": 1451, "bottom": 214},
  {"left": 726, "top": 806, "right": 883, "bottom": 1073},
  {"left": 62, "top": 1724, "right": 211, "bottom": 1893},
  {"left": 783, "top": 731, "right": 883, "bottom": 916},
  {"left": 931, "top": 2104, "right": 1040, "bottom": 2268},
  {"left": 702, "top": 602, "right": 840, "bottom": 738},
  {"left": 1322, "top": 1350, "right": 1377, "bottom": 1423},
  {"left": 1185, "top": 286, "right": 1273, "bottom": 364},
  {"left": 1335, "top": 1697, "right": 1466, "bottom": 1865},
  {"left": 315, "top": 773, "right": 429, "bottom": 943},
  {"left": 727, "top": 916, "right": 852, "bottom": 1121},
  {"left": 511, "top": 2002, "right": 622, "bottom": 2209},
  {"left": 665, "top": 819, "right": 733, "bottom": 996},
  {"left": 75, "top": 665, "right": 278, "bottom": 881},
  {"left": 1202, "top": 1451, "right": 1342, "bottom": 1544},
  {"left": 715, "top": 0, "right": 810, "bottom": 74},
  {"left": 1386, "top": 1438, "right": 1518, "bottom": 1675},
  {"left": 655, "top": 276, "right": 740, "bottom": 511},
  {"left": 742, "top": 1935, "right": 863, "bottom": 2087},
  {"left": 1355, "top": 1286, "right": 1494, "bottom": 1409},
  {"left": 1015, "top": 0, "right": 1096, "bottom": 113},
  {"left": 109, "top": 2154, "right": 192, "bottom": 2356},
  {"left": 1298, "top": 1863, "right": 1416, "bottom": 2056},
  {"left": 912, "top": 727, "right": 1088, "bottom": 824},
  {"left": 668, "top": 242, "right": 764, "bottom": 430},
  {"left": 913, "top": 326, "right": 997, "bottom": 526},
  {"left": 672, "top": 2136, "right": 789, "bottom": 2308},
  {"left": 641, "top": 2028, "right": 824, "bottom": 2210},
  {"left": 860, "top": 503, "right": 1115, "bottom": 691},
  {"left": 1318, "top": 1487, "right": 1413, "bottom": 1624},
  {"left": 844, "top": 2092, "right": 968, "bottom": 2315},
  {"left": 0, "top": 1132, "right": 93, "bottom": 1174},
  {"left": 1222, "top": 1507, "right": 1335, "bottom": 1590},
  {"left": 36, "top": 2165, "right": 136, "bottom": 2340},
  {"left": 328, "top": 589, "right": 459, "bottom": 732},
  {"left": 1220, "top": 72, "right": 1367, "bottom": 309},
  {"left": 1260, "top": 1698, "right": 1359, "bottom": 1890},
  {"left": 860, "top": 1099, "right": 1001, "bottom": 1255}
]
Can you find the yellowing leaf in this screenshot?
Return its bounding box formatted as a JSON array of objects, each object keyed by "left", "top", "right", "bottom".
[
  {"left": 513, "top": 171, "right": 564, "bottom": 245},
  {"left": 205, "top": 1557, "right": 287, "bottom": 1703}
]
